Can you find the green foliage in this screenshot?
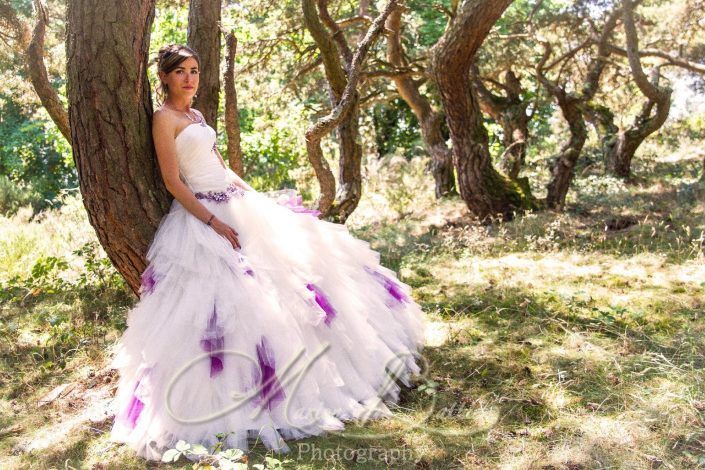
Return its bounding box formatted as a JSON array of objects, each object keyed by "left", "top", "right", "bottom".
[
  {"left": 161, "top": 437, "right": 293, "bottom": 469},
  {"left": 0, "top": 174, "right": 42, "bottom": 216},
  {"left": 405, "top": 0, "right": 452, "bottom": 49},
  {"left": 0, "top": 94, "right": 77, "bottom": 215},
  {"left": 371, "top": 99, "right": 422, "bottom": 159},
  {"left": 151, "top": 5, "right": 188, "bottom": 51},
  {"left": 0, "top": 241, "right": 125, "bottom": 305},
  {"left": 657, "top": 112, "right": 705, "bottom": 147},
  {"left": 241, "top": 127, "right": 303, "bottom": 191}
]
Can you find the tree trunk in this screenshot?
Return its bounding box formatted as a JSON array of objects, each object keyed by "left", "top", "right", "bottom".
[
  {"left": 386, "top": 8, "right": 456, "bottom": 198},
  {"left": 424, "top": 114, "right": 457, "bottom": 198},
  {"left": 303, "top": 0, "right": 397, "bottom": 222},
  {"left": 188, "top": 0, "right": 221, "bottom": 130},
  {"left": 605, "top": 0, "right": 672, "bottom": 179},
  {"left": 316, "top": 0, "right": 365, "bottom": 222},
  {"left": 604, "top": 85, "right": 670, "bottom": 178},
  {"left": 473, "top": 69, "right": 529, "bottom": 180},
  {"left": 66, "top": 0, "right": 168, "bottom": 296},
  {"left": 545, "top": 93, "right": 587, "bottom": 208},
  {"left": 499, "top": 111, "right": 528, "bottom": 180},
  {"left": 430, "top": 0, "right": 532, "bottom": 222},
  {"left": 303, "top": 0, "right": 386, "bottom": 222},
  {"left": 224, "top": 31, "right": 244, "bottom": 175},
  {"left": 605, "top": 130, "right": 642, "bottom": 178},
  {"left": 333, "top": 104, "right": 363, "bottom": 220},
  {"left": 0, "top": 0, "right": 71, "bottom": 142},
  {"left": 585, "top": 103, "right": 619, "bottom": 169}
]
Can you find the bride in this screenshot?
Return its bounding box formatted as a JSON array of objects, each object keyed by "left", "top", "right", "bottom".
[{"left": 108, "top": 43, "right": 427, "bottom": 461}]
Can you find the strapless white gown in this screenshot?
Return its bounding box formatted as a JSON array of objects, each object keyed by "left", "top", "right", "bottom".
[{"left": 108, "top": 120, "right": 427, "bottom": 461}]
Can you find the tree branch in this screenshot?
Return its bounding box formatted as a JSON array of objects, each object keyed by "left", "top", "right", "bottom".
[{"left": 305, "top": 0, "right": 398, "bottom": 214}]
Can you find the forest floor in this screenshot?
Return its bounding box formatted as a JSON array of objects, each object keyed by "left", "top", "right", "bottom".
[{"left": 1, "top": 149, "right": 704, "bottom": 469}]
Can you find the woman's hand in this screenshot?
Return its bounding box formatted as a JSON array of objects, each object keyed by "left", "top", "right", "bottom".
[{"left": 209, "top": 217, "right": 241, "bottom": 250}]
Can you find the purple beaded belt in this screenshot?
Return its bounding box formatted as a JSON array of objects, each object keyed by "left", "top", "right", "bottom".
[{"left": 194, "top": 182, "right": 246, "bottom": 203}]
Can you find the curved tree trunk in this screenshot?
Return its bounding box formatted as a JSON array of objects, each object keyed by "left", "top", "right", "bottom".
[
  {"left": 0, "top": 0, "right": 71, "bottom": 142},
  {"left": 303, "top": 0, "right": 384, "bottom": 222},
  {"left": 473, "top": 69, "right": 529, "bottom": 180},
  {"left": 604, "top": 82, "right": 670, "bottom": 178},
  {"left": 333, "top": 103, "right": 364, "bottom": 221},
  {"left": 499, "top": 111, "right": 529, "bottom": 180},
  {"left": 301, "top": 0, "right": 346, "bottom": 215},
  {"left": 188, "top": 0, "right": 221, "bottom": 129},
  {"left": 585, "top": 103, "right": 619, "bottom": 168},
  {"left": 386, "top": 8, "right": 456, "bottom": 198},
  {"left": 67, "top": 0, "right": 169, "bottom": 296},
  {"left": 544, "top": 94, "right": 587, "bottom": 208},
  {"left": 316, "top": 0, "right": 365, "bottom": 222},
  {"left": 538, "top": 50, "right": 588, "bottom": 209},
  {"left": 605, "top": 0, "right": 672, "bottom": 178},
  {"left": 537, "top": 6, "right": 620, "bottom": 208},
  {"left": 430, "top": 0, "right": 533, "bottom": 222},
  {"left": 304, "top": 0, "right": 397, "bottom": 222},
  {"left": 224, "top": 31, "right": 244, "bottom": 175}
]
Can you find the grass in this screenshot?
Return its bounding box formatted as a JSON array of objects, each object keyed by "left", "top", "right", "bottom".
[{"left": 1, "top": 142, "right": 704, "bottom": 468}]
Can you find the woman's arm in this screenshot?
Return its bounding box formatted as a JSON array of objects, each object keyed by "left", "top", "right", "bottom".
[{"left": 152, "top": 110, "right": 241, "bottom": 249}]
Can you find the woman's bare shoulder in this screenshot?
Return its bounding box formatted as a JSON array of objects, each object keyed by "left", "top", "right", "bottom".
[
  {"left": 152, "top": 107, "right": 177, "bottom": 134},
  {"left": 191, "top": 108, "right": 204, "bottom": 120}
]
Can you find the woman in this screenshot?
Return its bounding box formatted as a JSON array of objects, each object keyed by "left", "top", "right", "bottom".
[{"left": 108, "top": 44, "right": 427, "bottom": 461}]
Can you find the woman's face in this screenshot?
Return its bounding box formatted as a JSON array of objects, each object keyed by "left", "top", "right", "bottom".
[{"left": 160, "top": 56, "right": 199, "bottom": 102}]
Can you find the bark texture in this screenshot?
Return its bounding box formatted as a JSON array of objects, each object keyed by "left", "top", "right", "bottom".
[
  {"left": 430, "top": 0, "right": 533, "bottom": 222},
  {"left": 303, "top": 0, "right": 398, "bottom": 222},
  {"left": 0, "top": 0, "right": 71, "bottom": 142},
  {"left": 537, "top": 7, "right": 619, "bottom": 208},
  {"left": 66, "top": 0, "right": 168, "bottom": 295},
  {"left": 188, "top": 0, "right": 221, "bottom": 129},
  {"left": 605, "top": 0, "right": 672, "bottom": 178},
  {"left": 303, "top": 0, "right": 390, "bottom": 222},
  {"left": 386, "top": 7, "right": 456, "bottom": 198},
  {"left": 473, "top": 68, "right": 529, "bottom": 180},
  {"left": 224, "top": 31, "right": 244, "bottom": 175}
]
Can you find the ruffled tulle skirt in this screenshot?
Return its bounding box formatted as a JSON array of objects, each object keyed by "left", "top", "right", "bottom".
[{"left": 108, "top": 187, "right": 427, "bottom": 461}]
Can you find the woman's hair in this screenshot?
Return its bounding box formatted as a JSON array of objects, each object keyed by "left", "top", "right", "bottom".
[{"left": 154, "top": 44, "right": 200, "bottom": 106}]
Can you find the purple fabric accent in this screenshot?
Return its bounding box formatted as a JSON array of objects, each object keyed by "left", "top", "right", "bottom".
[
  {"left": 237, "top": 253, "right": 255, "bottom": 277},
  {"left": 123, "top": 376, "right": 145, "bottom": 428},
  {"left": 306, "top": 283, "right": 337, "bottom": 326},
  {"left": 125, "top": 393, "right": 145, "bottom": 428},
  {"left": 140, "top": 265, "right": 157, "bottom": 295},
  {"left": 254, "top": 336, "right": 286, "bottom": 410},
  {"left": 365, "top": 266, "right": 409, "bottom": 304},
  {"left": 199, "top": 305, "right": 225, "bottom": 377},
  {"left": 194, "top": 182, "right": 246, "bottom": 203},
  {"left": 278, "top": 193, "right": 321, "bottom": 217}
]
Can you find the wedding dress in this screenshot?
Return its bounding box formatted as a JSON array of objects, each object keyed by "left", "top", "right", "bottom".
[{"left": 108, "top": 118, "right": 427, "bottom": 461}]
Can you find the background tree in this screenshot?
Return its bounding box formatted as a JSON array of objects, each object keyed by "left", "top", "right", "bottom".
[
  {"left": 66, "top": 0, "right": 167, "bottom": 295},
  {"left": 188, "top": 0, "right": 221, "bottom": 128},
  {"left": 0, "top": 0, "right": 70, "bottom": 142},
  {"left": 224, "top": 30, "right": 244, "bottom": 175},
  {"left": 536, "top": 4, "right": 621, "bottom": 208},
  {"left": 385, "top": 5, "right": 456, "bottom": 198},
  {"left": 472, "top": 67, "right": 530, "bottom": 180},
  {"left": 430, "top": 0, "right": 536, "bottom": 221},
  {"left": 603, "top": 0, "right": 672, "bottom": 178},
  {"left": 301, "top": 0, "right": 392, "bottom": 221}
]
